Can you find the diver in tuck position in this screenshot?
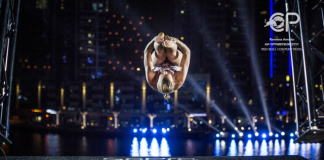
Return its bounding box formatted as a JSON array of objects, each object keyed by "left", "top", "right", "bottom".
[{"left": 144, "top": 32, "right": 191, "bottom": 100}]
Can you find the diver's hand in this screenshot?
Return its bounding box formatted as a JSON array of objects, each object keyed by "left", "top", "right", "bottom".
[{"left": 154, "top": 32, "right": 165, "bottom": 43}]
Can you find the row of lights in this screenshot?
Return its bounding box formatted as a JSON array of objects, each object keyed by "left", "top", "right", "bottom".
[
  {"left": 216, "top": 131, "right": 295, "bottom": 139},
  {"left": 110, "top": 15, "right": 152, "bottom": 20},
  {"left": 111, "top": 66, "right": 140, "bottom": 71},
  {"left": 133, "top": 128, "right": 170, "bottom": 134},
  {"left": 26, "top": 65, "right": 51, "bottom": 69}
]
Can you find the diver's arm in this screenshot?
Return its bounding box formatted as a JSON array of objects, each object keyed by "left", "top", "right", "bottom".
[{"left": 144, "top": 37, "right": 158, "bottom": 89}]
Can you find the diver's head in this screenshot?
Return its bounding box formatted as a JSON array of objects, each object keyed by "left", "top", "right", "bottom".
[{"left": 157, "top": 70, "right": 174, "bottom": 100}]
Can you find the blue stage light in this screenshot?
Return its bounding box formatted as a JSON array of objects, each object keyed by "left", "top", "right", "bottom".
[
  {"left": 153, "top": 129, "right": 157, "bottom": 134},
  {"left": 275, "top": 133, "right": 279, "bottom": 138},
  {"left": 248, "top": 134, "right": 252, "bottom": 138},
  {"left": 290, "top": 133, "right": 294, "bottom": 137},
  {"left": 142, "top": 128, "right": 147, "bottom": 133},
  {"left": 255, "top": 132, "right": 259, "bottom": 137},
  {"left": 262, "top": 133, "right": 267, "bottom": 138},
  {"left": 133, "top": 129, "right": 137, "bottom": 133},
  {"left": 216, "top": 134, "right": 220, "bottom": 138},
  {"left": 269, "top": 132, "right": 273, "bottom": 137},
  {"left": 162, "top": 128, "right": 167, "bottom": 134},
  {"left": 232, "top": 134, "right": 235, "bottom": 138}
]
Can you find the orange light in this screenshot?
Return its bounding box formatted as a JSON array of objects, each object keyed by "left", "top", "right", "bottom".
[
  {"left": 135, "top": 50, "right": 138, "bottom": 53},
  {"left": 106, "top": 9, "right": 108, "bottom": 12},
  {"left": 117, "top": 61, "right": 120, "bottom": 64},
  {"left": 139, "top": 22, "right": 142, "bottom": 25},
  {"left": 147, "top": 33, "right": 150, "bottom": 36},
  {"left": 107, "top": 20, "right": 110, "bottom": 23},
  {"left": 25, "top": 59, "right": 28, "bottom": 62},
  {"left": 105, "top": 26, "right": 107, "bottom": 29},
  {"left": 27, "top": 65, "right": 30, "bottom": 69},
  {"left": 106, "top": 101, "right": 109, "bottom": 104},
  {"left": 34, "top": 65, "right": 37, "bottom": 69},
  {"left": 109, "top": 117, "right": 113, "bottom": 121},
  {"left": 261, "top": 117, "right": 264, "bottom": 120},
  {"left": 121, "top": 15, "right": 124, "bottom": 18},
  {"left": 113, "top": 14, "right": 116, "bottom": 18},
  {"left": 46, "top": 114, "right": 49, "bottom": 118},
  {"left": 117, "top": 20, "right": 120, "bottom": 24},
  {"left": 121, "top": 38, "right": 124, "bottom": 41},
  {"left": 43, "top": 66, "right": 46, "bottom": 69},
  {"left": 115, "top": 32, "right": 118, "bottom": 35},
  {"left": 139, "top": 39, "right": 142, "bottom": 42},
  {"left": 112, "top": 67, "right": 116, "bottom": 70},
  {"left": 141, "top": 16, "right": 144, "bottom": 19},
  {"left": 141, "top": 56, "right": 144, "bottom": 59},
  {"left": 31, "top": 109, "right": 42, "bottom": 113},
  {"left": 131, "top": 67, "right": 134, "bottom": 70},
  {"left": 48, "top": 66, "right": 51, "bottom": 69},
  {"left": 123, "top": 26, "right": 126, "bottom": 30},
  {"left": 108, "top": 61, "right": 112, "bottom": 64},
  {"left": 137, "top": 33, "right": 140, "bottom": 36},
  {"left": 129, "top": 61, "right": 132, "bottom": 64},
  {"left": 109, "top": 32, "right": 112, "bottom": 35},
  {"left": 129, "top": 21, "right": 132, "bottom": 24},
  {"left": 123, "top": 67, "right": 126, "bottom": 70},
  {"left": 129, "top": 38, "right": 132, "bottom": 41},
  {"left": 117, "top": 44, "right": 120, "bottom": 47},
  {"left": 111, "top": 43, "right": 114, "bottom": 47},
  {"left": 105, "top": 37, "right": 107, "bottom": 40},
  {"left": 149, "top": 17, "right": 152, "bottom": 20},
  {"left": 133, "top": 27, "right": 136, "bottom": 30},
  {"left": 63, "top": 106, "right": 66, "bottom": 110}
]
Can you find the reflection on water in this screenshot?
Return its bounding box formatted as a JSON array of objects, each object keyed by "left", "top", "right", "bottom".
[
  {"left": 44, "top": 134, "right": 60, "bottom": 156},
  {"left": 254, "top": 140, "right": 259, "bottom": 156},
  {"left": 139, "top": 138, "right": 149, "bottom": 156},
  {"left": 273, "top": 139, "right": 280, "bottom": 155},
  {"left": 244, "top": 140, "right": 253, "bottom": 156},
  {"left": 227, "top": 140, "right": 237, "bottom": 156},
  {"left": 150, "top": 138, "right": 159, "bottom": 156},
  {"left": 5, "top": 131, "right": 323, "bottom": 160},
  {"left": 160, "top": 138, "right": 171, "bottom": 156},
  {"left": 130, "top": 137, "right": 139, "bottom": 156},
  {"left": 221, "top": 140, "right": 226, "bottom": 155},
  {"left": 260, "top": 140, "right": 268, "bottom": 156},
  {"left": 130, "top": 137, "right": 171, "bottom": 156}
]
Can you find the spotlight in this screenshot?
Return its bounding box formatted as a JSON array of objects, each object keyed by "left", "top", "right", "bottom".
[
  {"left": 152, "top": 129, "right": 157, "bottom": 134},
  {"left": 162, "top": 128, "right": 166, "bottom": 134},
  {"left": 167, "top": 128, "right": 170, "bottom": 132},
  {"left": 133, "top": 129, "right": 138, "bottom": 133},
  {"left": 255, "top": 132, "right": 259, "bottom": 137},
  {"left": 281, "top": 132, "right": 285, "bottom": 136},
  {"left": 232, "top": 134, "right": 236, "bottom": 138},
  {"left": 269, "top": 132, "right": 273, "bottom": 137},
  {"left": 262, "top": 133, "right": 267, "bottom": 138},
  {"left": 239, "top": 132, "right": 243, "bottom": 137},
  {"left": 290, "top": 133, "right": 294, "bottom": 137},
  {"left": 142, "top": 128, "right": 147, "bottom": 133},
  {"left": 216, "top": 134, "right": 220, "bottom": 138},
  {"left": 275, "top": 134, "right": 279, "bottom": 138},
  {"left": 248, "top": 134, "right": 252, "bottom": 138},
  {"left": 220, "top": 132, "right": 224, "bottom": 136}
]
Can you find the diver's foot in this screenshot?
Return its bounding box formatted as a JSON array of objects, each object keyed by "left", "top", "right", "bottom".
[{"left": 162, "top": 35, "right": 175, "bottom": 48}]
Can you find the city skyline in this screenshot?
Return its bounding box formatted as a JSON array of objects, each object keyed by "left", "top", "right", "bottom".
[{"left": 10, "top": 0, "right": 311, "bottom": 133}]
